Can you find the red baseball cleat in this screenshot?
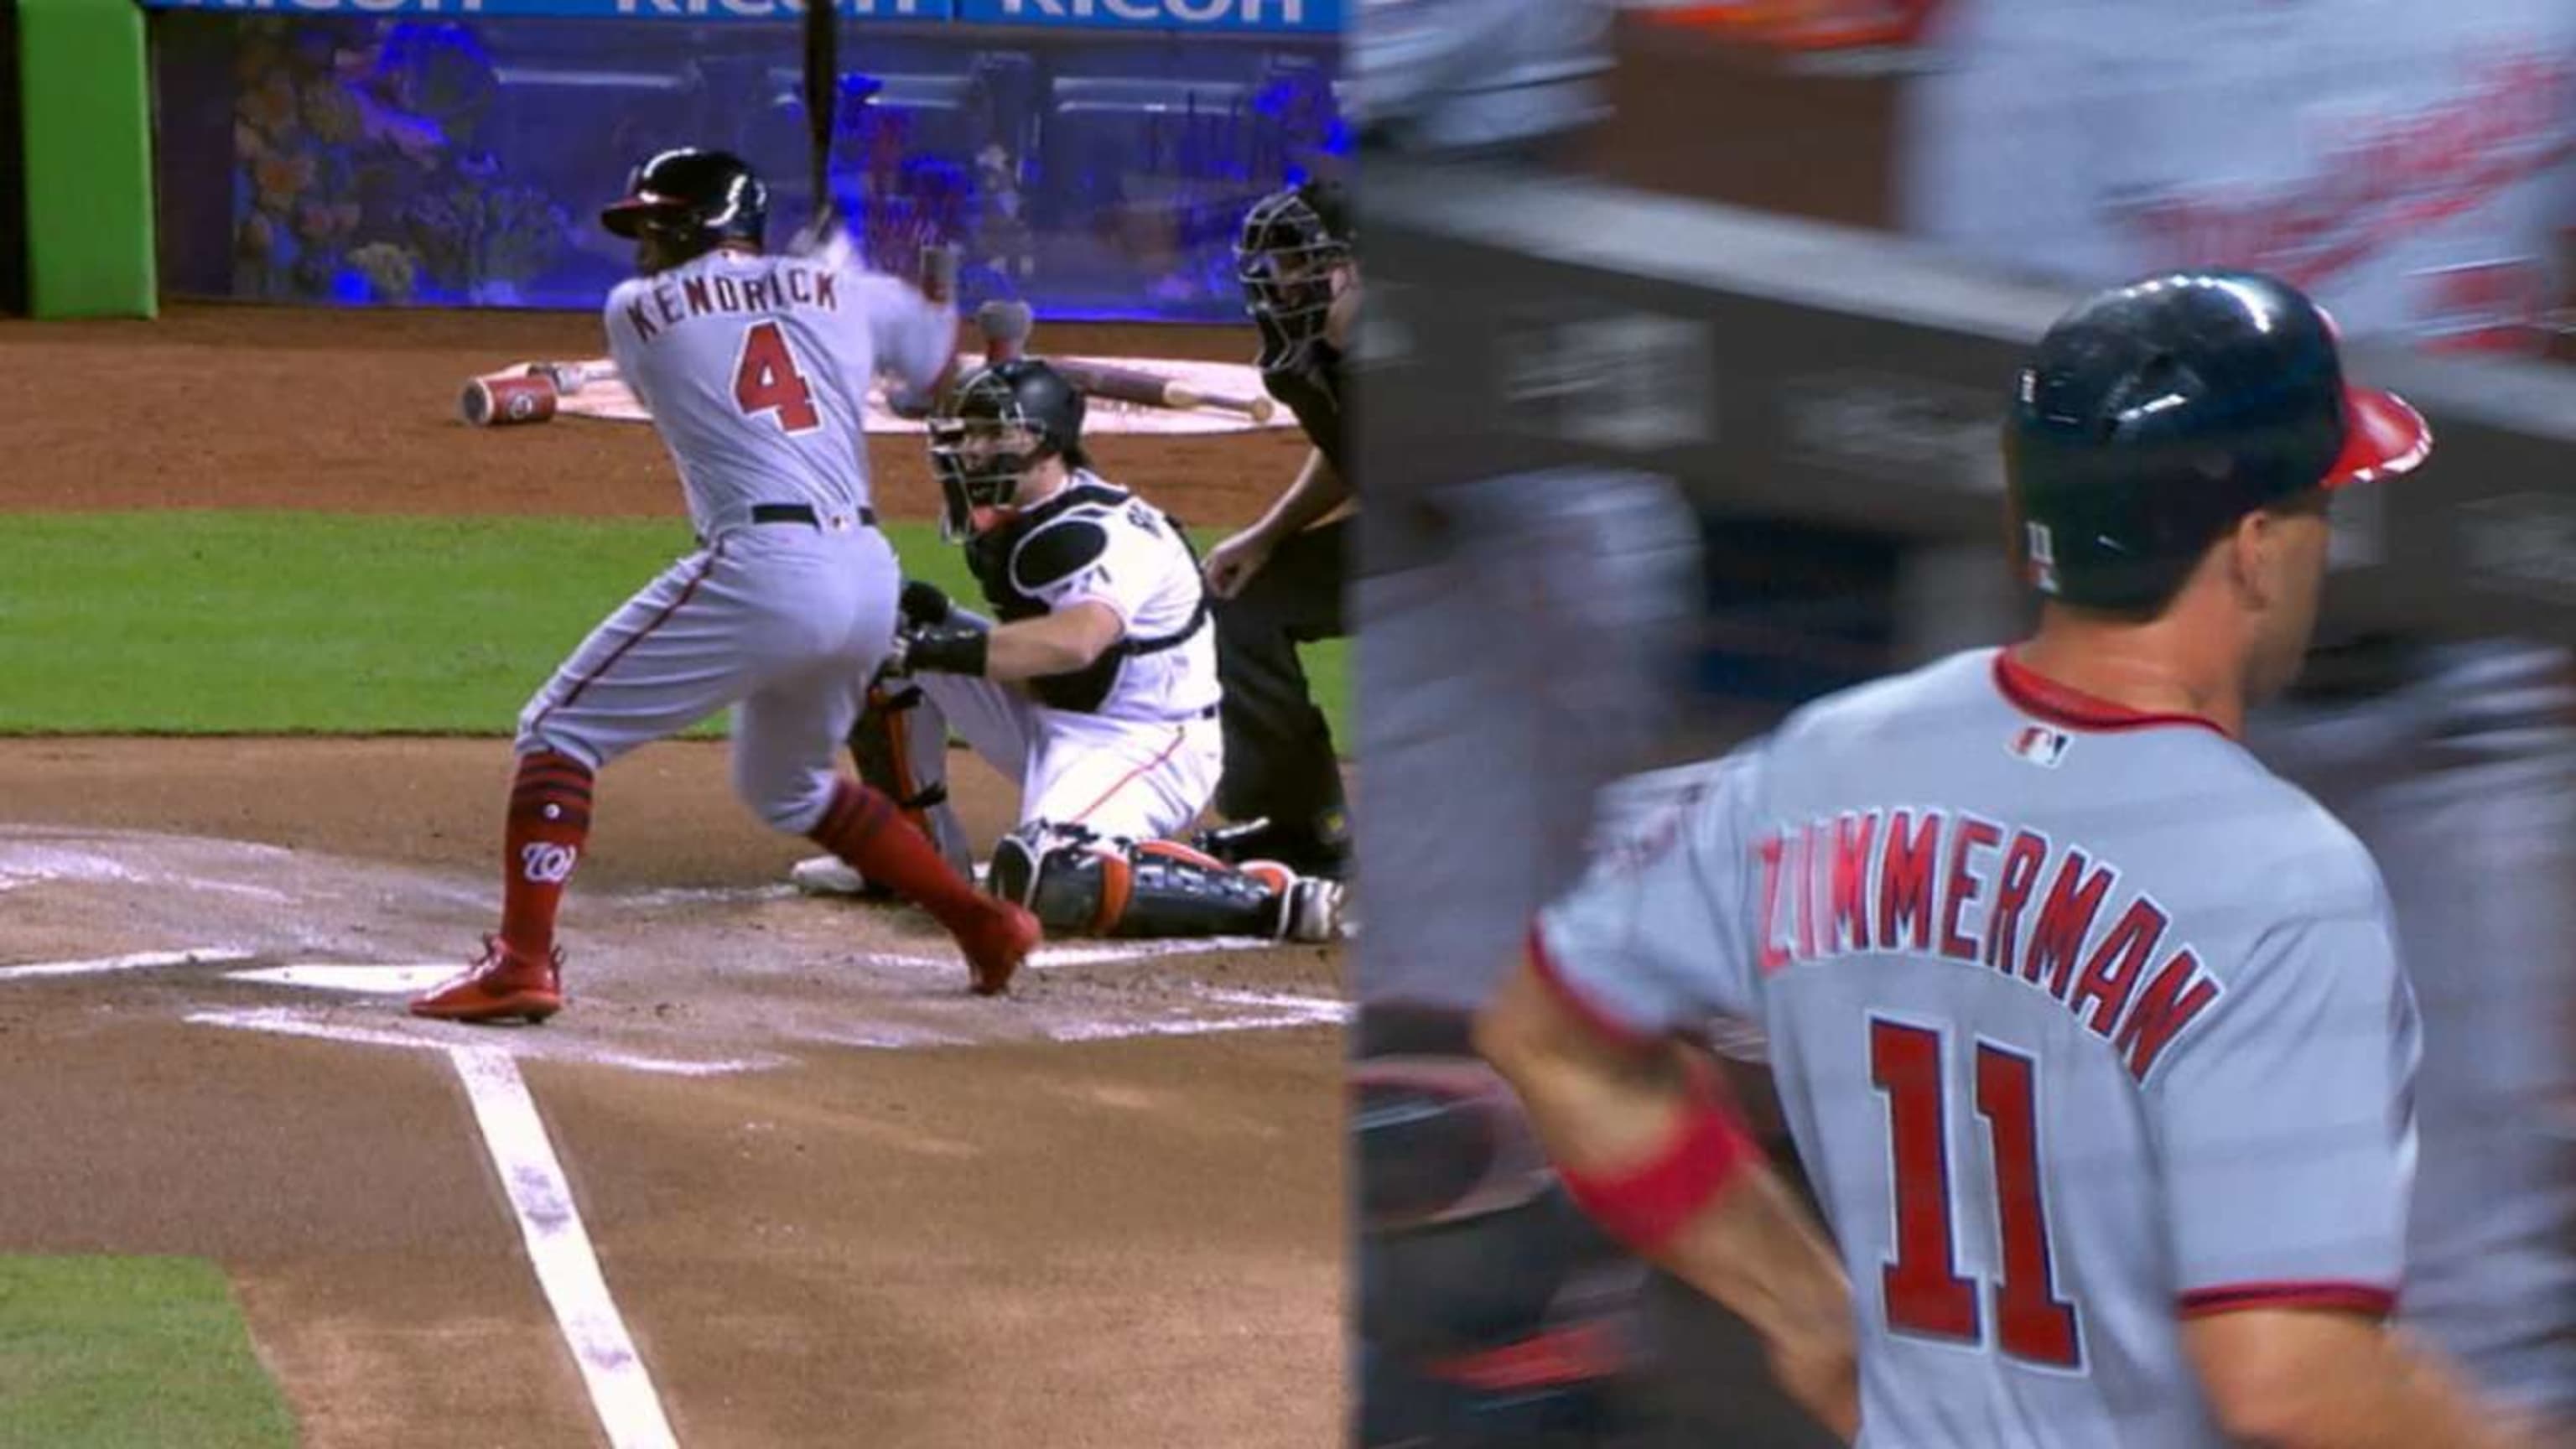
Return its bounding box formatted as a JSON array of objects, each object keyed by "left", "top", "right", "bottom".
[
  {"left": 411, "top": 936, "right": 566, "bottom": 1025},
  {"left": 957, "top": 899, "right": 1041, "bottom": 997}
]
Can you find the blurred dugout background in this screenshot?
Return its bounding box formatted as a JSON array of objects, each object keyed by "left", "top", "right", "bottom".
[{"left": 1349, "top": 2, "right": 2576, "bottom": 1445}]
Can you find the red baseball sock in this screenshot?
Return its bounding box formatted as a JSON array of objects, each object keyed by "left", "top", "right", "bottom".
[
  {"left": 808, "top": 779, "right": 988, "bottom": 931},
  {"left": 500, "top": 750, "right": 594, "bottom": 960}
]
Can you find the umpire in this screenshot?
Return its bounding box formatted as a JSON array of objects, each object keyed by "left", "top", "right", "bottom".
[{"left": 1197, "top": 179, "right": 1358, "bottom": 880}]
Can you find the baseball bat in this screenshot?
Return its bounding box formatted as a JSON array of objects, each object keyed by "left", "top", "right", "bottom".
[
  {"left": 920, "top": 242, "right": 959, "bottom": 306},
  {"left": 802, "top": 0, "right": 839, "bottom": 223},
  {"left": 977, "top": 299, "right": 1034, "bottom": 364},
  {"left": 1051, "top": 358, "right": 1278, "bottom": 423}
]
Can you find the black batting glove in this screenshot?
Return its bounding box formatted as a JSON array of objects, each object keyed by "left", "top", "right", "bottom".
[{"left": 900, "top": 579, "right": 954, "bottom": 629}]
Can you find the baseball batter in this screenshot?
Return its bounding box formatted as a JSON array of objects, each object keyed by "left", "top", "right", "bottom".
[
  {"left": 1194, "top": 179, "right": 1357, "bottom": 880},
  {"left": 412, "top": 148, "right": 1040, "bottom": 1023},
  {"left": 795, "top": 359, "right": 1343, "bottom": 943},
  {"left": 1478, "top": 272, "right": 2539, "bottom": 1445}
]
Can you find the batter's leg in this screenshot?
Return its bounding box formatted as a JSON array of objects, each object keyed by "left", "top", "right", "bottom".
[
  {"left": 1209, "top": 517, "right": 1352, "bottom": 873},
  {"left": 914, "top": 672, "right": 1041, "bottom": 806},
  {"left": 419, "top": 544, "right": 776, "bottom": 1024},
  {"left": 735, "top": 658, "right": 1035, "bottom": 995},
  {"left": 794, "top": 678, "right": 975, "bottom": 897}
]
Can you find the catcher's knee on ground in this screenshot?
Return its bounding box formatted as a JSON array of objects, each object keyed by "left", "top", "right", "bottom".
[{"left": 984, "top": 822, "right": 1340, "bottom": 940}]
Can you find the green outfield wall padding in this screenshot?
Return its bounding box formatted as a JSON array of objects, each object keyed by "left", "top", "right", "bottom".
[{"left": 16, "top": 0, "right": 153, "bottom": 318}]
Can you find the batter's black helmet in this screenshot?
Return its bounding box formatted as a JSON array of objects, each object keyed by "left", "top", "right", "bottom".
[
  {"left": 600, "top": 148, "right": 769, "bottom": 252},
  {"left": 927, "top": 360, "right": 1090, "bottom": 538},
  {"left": 2005, "top": 270, "right": 2431, "bottom": 612}
]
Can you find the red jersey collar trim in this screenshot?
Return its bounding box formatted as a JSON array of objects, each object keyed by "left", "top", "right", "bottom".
[{"left": 1992, "top": 648, "right": 2230, "bottom": 737}]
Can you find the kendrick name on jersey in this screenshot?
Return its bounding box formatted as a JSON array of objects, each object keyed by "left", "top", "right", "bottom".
[{"left": 624, "top": 266, "right": 839, "bottom": 341}]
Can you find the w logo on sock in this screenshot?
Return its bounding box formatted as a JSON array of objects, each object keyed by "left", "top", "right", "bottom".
[{"left": 521, "top": 843, "right": 579, "bottom": 884}]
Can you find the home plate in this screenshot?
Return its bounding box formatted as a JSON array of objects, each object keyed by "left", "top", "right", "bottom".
[{"left": 231, "top": 963, "right": 458, "bottom": 995}]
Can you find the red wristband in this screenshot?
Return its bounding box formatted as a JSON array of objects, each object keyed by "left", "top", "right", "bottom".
[{"left": 1554, "top": 1057, "right": 1759, "bottom": 1254}]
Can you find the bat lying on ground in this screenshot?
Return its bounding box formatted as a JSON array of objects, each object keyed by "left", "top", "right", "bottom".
[{"left": 457, "top": 361, "right": 619, "bottom": 428}]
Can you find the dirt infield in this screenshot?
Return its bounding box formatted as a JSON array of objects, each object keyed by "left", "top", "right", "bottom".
[{"left": 0, "top": 306, "right": 1343, "bottom": 1447}]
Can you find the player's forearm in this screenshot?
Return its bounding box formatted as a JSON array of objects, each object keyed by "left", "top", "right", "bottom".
[
  {"left": 1659, "top": 1166, "right": 1861, "bottom": 1439},
  {"left": 2191, "top": 1313, "right": 2535, "bottom": 1449},
  {"left": 1477, "top": 964, "right": 1860, "bottom": 1439},
  {"left": 2265, "top": 1346, "right": 2531, "bottom": 1449},
  {"left": 1248, "top": 450, "right": 1349, "bottom": 543},
  {"left": 1495, "top": 1037, "right": 1858, "bottom": 1439},
  {"left": 983, "top": 615, "right": 1114, "bottom": 683}
]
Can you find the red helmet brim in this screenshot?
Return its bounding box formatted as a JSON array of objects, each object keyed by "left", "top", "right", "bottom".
[{"left": 2323, "top": 385, "right": 2433, "bottom": 489}]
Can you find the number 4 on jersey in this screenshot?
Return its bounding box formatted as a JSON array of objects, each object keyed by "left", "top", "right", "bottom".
[
  {"left": 734, "top": 320, "right": 822, "bottom": 434},
  {"left": 1872, "top": 1018, "right": 2084, "bottom": 1369}
]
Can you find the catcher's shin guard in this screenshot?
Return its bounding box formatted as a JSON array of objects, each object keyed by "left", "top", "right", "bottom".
[
  {"left": 985, "top": 823, "right": 1326, "bottom": 939},
  {"left": 847, "top": 680, "right": 973, "bottom": 882}
]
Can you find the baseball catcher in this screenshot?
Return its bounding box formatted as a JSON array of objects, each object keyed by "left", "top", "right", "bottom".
[{"left": 792, "top": 359, "right": 1344, "bottom": 943}]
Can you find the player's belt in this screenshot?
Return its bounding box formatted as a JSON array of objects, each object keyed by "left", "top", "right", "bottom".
[{"left": 750, "top": 502, "right": 878, "bottom": 529}]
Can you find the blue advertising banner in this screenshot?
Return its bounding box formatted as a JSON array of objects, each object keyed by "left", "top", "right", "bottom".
[
  {"left": 141, "top": 0, "right": 947, "bottom": 18},
  {"left": 955, "top": 0, "right": 1337, "bottom": 34},
  {"left": 138, "top": 0, "right": 1344, "bottom": 29}
]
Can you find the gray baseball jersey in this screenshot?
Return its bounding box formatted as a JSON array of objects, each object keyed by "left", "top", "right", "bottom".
[
  {"left": 1535, "top": 646, "right": 2422, "bottom": 1447},
  {"left": 515, "top": 246, "right": 951, "bottom": 834},
  {"left": 605, "top": 247, "right": 952, "bottom": 538}
]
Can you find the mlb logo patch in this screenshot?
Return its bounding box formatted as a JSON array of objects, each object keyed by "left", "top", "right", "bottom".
[
  {"left": 2024, "top": 522, "right": 2060, "bottom": 594},
  {"left": 2008, "top": 724, "right": 2070, "bottom": 768}
]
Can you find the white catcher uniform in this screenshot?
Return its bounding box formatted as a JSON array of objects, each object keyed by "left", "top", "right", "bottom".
[
  {"left": 517, "top": 245, "right": 954, "bottom": 825},
  {"left": 917, "top": 470, "right": 1223, "bottom": 839}
]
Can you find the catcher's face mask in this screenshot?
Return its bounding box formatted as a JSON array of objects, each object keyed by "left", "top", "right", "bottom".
[
  {"left": 928, "top": 411, "right": 1051, "bottom": 540},
  {"left": 1237, "top": 195, "right": 1352, "bottom": 360}
]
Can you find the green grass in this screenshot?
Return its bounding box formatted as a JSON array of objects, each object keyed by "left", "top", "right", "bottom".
[
  {"left": 0, "top": 1257, "right": 296, "bottom": 1448},
  {"left": 0, "top": 512, "right": 1348, "bottom": 740}
]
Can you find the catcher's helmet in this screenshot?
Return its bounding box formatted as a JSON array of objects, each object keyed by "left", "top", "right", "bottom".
[
  {"left": 1235, "top": 179, "right": 1353, "bottom": 366},
  {"left": 600, "top": 148, "right": 769, "bottom": 254},
  {"left": 2006, "top": 270, "right": 2431, "bottom": 612},
  {"left": 927, "top": 360, "right": 1088, "bottom": 539}
]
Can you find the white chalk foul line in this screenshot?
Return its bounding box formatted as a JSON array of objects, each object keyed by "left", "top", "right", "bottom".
[
  {"left": 229, "top": 963, "right": 460, "bottom": 995},
  {"left": 186, "top": 1006, "right": 780, "bottom": 1078},
  {"left": 450, "top": 1046, "right": 678, "bottom": 1449},
  {"left": 855, "top": 934, "right": 1280, "bottom": 973},
  {"left": 0, "top": 947, "right": 254, "bottom": 981},
  {"left": 1040, "top": 989, "right": 1350, "bottom": 1044},
  {"left": 1200, "top": 989, "right": 1352, "bottom": 1015},
  {"left": 1046, "top": 1009, "right": 1349, "bottom": 1042}
]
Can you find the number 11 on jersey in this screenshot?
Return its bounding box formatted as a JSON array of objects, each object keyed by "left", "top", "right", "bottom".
[{"left": 1871, "top": 1017, "right": 2085, "bottom": 1370}]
